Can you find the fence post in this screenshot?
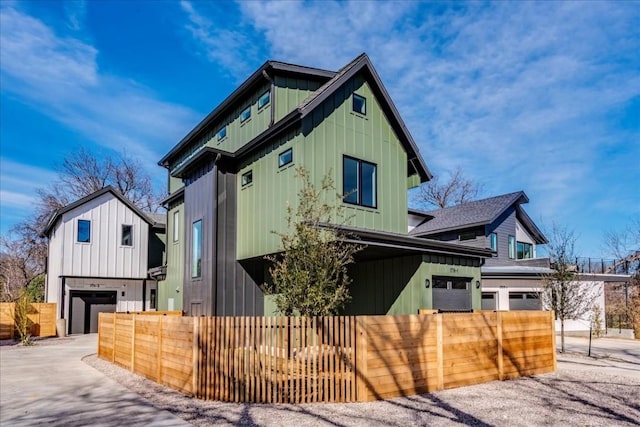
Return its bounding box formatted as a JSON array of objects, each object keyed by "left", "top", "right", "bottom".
[
  {"left": 497, "top": 311, "right": 504, "bottom": 380},
  {"left": 436, "top": 313, "right": 444, "bottom": 390},
  {"left": 131, "top": 314, "right": 136, "bottom": 372},
  {"left": 551, "top": 311, "right": 557, "bottom": 372},
  {"left": 355, "top": 316, "right": 368, "bottom": 402}
]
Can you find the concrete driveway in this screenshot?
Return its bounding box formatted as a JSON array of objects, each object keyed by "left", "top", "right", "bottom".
[{"left": 0, "top": 334, "right": 191, "bottom": 426}]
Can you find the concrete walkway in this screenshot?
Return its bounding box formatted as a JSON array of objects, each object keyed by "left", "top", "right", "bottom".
[{"left": 0, "top": 334, "right": 191, "bottom": 427}]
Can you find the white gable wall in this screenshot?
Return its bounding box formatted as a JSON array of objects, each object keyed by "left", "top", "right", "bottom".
[
  {"left": 515, "top": 218, "right": 537, "bottom": 258},
  {"left": 57, "top": 192, "right": 149, "bottom": 278}
]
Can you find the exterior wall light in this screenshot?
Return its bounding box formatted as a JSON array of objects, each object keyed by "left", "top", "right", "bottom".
[
  {"left": 476, "top": 280, "right": 481, "bottom": 289},
  {"left": 425, "top": 279, "right": 431, "bottom": 288}
]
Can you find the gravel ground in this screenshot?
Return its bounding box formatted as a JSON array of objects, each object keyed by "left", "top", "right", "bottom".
[{"left": 84, "top": 354, "right": 640, "bottom": 427}]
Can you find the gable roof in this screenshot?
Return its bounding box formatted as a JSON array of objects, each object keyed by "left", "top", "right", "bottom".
[
  {"left": 409, "top": 191, "right": 548, "bottom": 244},
  {"left": 162, "top": 53, "right": 432, "bottom": 182},
  {"left": 42, "top": 186, "right": 158, "bottom": 237}
]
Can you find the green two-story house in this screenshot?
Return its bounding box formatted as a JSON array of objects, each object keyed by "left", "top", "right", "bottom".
[{"left": 157, "top": 53, "right": 490, "bottom": 316}]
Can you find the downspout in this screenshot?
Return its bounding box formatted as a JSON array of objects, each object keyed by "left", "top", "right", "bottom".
[
  {"left": 212, "top": 153, "right": 222, "bottom": 316},
  {"left": 142, "top": 279, "right": 147, "bottom": 312},
  {"left": 262, "top": 70, "right": 275, "bottom": 127}
]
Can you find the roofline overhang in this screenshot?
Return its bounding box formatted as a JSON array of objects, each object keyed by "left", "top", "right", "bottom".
[
  {"left": 515, "top": 205, "right": 548, "bottom": 244},
  {"left": 410, "top": 220, "right": 491, "bottom": 237}
]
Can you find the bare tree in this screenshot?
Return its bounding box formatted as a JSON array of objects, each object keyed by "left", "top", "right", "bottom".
[
  {"left": 1, "top": 147, "right": 161, "bottom": 302},
  {"left": 541, "top": 225, "right": 598, "bottom": 352},
  {"left": 417, "top": 166, "right": 482, "bottom": 209}
]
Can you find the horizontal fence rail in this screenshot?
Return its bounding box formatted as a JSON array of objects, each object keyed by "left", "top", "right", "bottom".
[
  {"left": 98, "top": 311, "right": 556, "bottom": 403},
  {"left": 0, "top": 303, "right": 57, "bottom": 340}
]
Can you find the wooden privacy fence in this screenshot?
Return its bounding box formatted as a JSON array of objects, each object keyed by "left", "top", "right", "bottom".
[
  {"left": 0, "top": 303, "right": 57, "bottom": 340},
  {"left": 98, "top": 310, "right": 556, "bottom": 403}
]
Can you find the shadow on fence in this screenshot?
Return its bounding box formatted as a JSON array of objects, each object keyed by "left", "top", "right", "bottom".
[
  {"left": 97, "top": 310, "right": 556, "bottom": 404},
  {"left": 0, "top": 302, "right": 57, "bottom": 340}
]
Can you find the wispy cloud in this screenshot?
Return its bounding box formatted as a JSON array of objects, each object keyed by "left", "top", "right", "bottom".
[{"left": 0, "top": 5, "right": 199, "bottom": 168}]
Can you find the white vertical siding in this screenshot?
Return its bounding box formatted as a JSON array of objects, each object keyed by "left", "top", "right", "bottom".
[
  {"left": 515, "top": 218, "right": 537, "bottom": 257},
  {"left": 57, "top": 193, "right": 149, "bottom": 278}
]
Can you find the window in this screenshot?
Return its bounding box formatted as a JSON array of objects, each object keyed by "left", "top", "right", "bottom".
[
  {"left": 240, "top": 106, "right": 251, "bottom": 123},
  {"left": 77, "top": 220, "right": 91, "bottom": 243},
  {"left": 508, "top": 235, "right": 516, "bottom": 259},
  {"left": 352, "top": 94, "right": 366, "bottom": 115},
  {"left": 489, "top": 232, "right": 497, "bottom": 251},
  {"left": 459, "top": 232, "right": 476, "bottom": 241},
  {"left": 343, "top": 156, "right": 377, "bottom": 208},
  {"left": 216, "top": 126, "right": 227, "bottom": 141},
  {"left": 241, "top": 170, "right": 253, "bottom": 187},
  {"left": 173, "top": 211, "right": 179, "bottom": 242},
  {"left": 121, "top": 224, "right": 133, "bottom": 246},
  {"left": 433, "top": 276, "right": 472, "bottom": 290},
  {"left": 192, "top": 220, "right": 202, "bottom": 278},
  {"left": 278, "top": 148, "right": 292, "bottom": 168},
  {"left": 517, "top": 241, "right": 533, "bottom": 259},
  {"left": 150, "top": 289, "right": 157, "bottom": 310},
  {"left": 258, "top": 91, "right": 270, "bottom": 109}
]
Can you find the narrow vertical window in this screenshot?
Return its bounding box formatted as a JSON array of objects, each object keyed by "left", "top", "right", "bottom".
[
  {"left": 77, "top": 220, "right": 91, "bottom": 243},
  {"left": 150, "top": 289, "right": 157, "bottom": 309},
  {"left": 508, "top": 235, "right": 515, "bottom": 259},
  {"left": 192, "top": 220, "right": 202, "bottom": 278},
  {"left": 121, "top": 224, "right": 133, "bottom": 246},
  {"left": 352, "top": 94, "right": 366, "bottom": 115},
  {"left": 489, "top": 232, "right": 497, "bottom": 251},
  {"left": 278, "top": 148, "right": 292, "bottom": 168},
  {"left": 343, "top": 156, "right": 359, "bottom": 204},
  {"left": 240, "top": 106, "right": 251, "bottom": 123},
  {"left": 173, "top": 210, "right": 179, "bottom": 242},
  {"left": 258, "top": 91, "right": 270, "bottom": 109}
]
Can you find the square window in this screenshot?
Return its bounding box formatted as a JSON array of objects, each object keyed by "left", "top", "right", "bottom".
[
  {"left": 489, "top": 232, "right": 497, "bottom": 251},
  {"left": 121, "top": 224, "right": 133, "bottom": 246},
  {"left": 217, "top": 126, "right": 227, "bottom": 141},
  {"left": 278, "top": 148, "right": 292, "bottom": 168},
  {"left": 241, "top": 170, "right": 253, "bottom": 187},
  {"left": 77, "top": 220, "right": 91, "bottom": 243},
  {"left": 353, "top": 94, "right": 366, "bottom": 115},
  {"left": 240, "top": 106, "right": 251, "bottom": 123},
  {"left": 258, "top": 91, "right": 270, "bottom": 109},
  {"left": 192, "top": 220, "right": 202, "bottom": 278},
  {"left": 343, "top": 156, "right": 377, "bottom": 208}
]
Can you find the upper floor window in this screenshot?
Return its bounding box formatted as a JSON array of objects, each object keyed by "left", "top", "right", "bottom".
[
  {"left": 278, "top": 148, "right": 292, "bottom": 168},
  {"left": 343, "top": 156, "right": 377, "bottom": 208},
  {"left": 517, "top": 241, "right": 533, "bottom": 259},
  {"left": 258, "top": 91, "right": 270, "bottom": 109},
  {"left": 240, "top": 106, "right": 251, "bottom": 123},
  {"left": 77, "top": 219, "right": 91, "bottom": 243},
  {"left": 192, "top": 220, "right": 202, "bottom": 278},
  {"left": 121, "top": 224, "right": 133, "bottom": 246},
  {"left": 508, "top": 235, "right": 516, "bottom": 259},
  {"left": 352, "top": 94, "right": 366, "bottom": 115},
  {"left": 241, "top": 170, "right": 253, "bottom": 187},
  {"left": 217, "top": 126, "right": 227, "bottom": 141},
  {"left": 459, "top": 232, "right": 476, "bottom": 241},
  {"left": 489, "top": 232, "right": 497, "bottom": 251},
  {"left": 173, "top": 210, "right": 180, "bottom": 242}
]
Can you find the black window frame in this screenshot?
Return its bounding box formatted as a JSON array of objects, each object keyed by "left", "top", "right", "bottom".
[
  {"left": 240, "top": 106, "right": 251, "bottom": 123},
  {"left": 77, "top": 219, "right": 91, "bottom": 243},
  {"left": 258, "top": 91, "right": 270, "bottom": 109},
  {"left": 121, "top": 224, "right": 133, "bottom": 247},
  {"left": 216, "top": 126, "right": 227, "bottom": 141},
  {"left": 278, "top": 148, "right": 293, "bottom": 168},
  {"left": 489, "top": 232, "right": 497, "bottom": 251},
  {"left": 352, "top": 93, "right": 366, "bottom": 115},
  {"left": 342, "top": 155, "right": 377, "bottom": 209},
  {"left": 459, "top": 231, "right": 476, "bottom": 241},
  {"left": 516, "top": 241, "right": 533, "bottom": 260},
  {"left": 241, "top": 170, "right": 253, "bottom": 187},
  {"left": 192, "top": 219, "right": 202, "bottom": 279}
]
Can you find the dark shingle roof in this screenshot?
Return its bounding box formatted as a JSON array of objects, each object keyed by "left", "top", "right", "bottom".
[{"left": 409, "top": 192, "right": 528, "bottom": 236}]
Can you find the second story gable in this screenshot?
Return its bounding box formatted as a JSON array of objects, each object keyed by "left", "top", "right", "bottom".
[{"left": 409, "top": 191, "right": 548, "bottom": 266}]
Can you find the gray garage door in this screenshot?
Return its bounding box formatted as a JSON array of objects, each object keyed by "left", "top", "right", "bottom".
[
  {"left": 432, "top": 276, "right": 472, "bottom": 311},
  {"left": 481, "top": 292, "right": 497, "bottom": 310},
  {"left": 509, "top": 292, "right": 542, "bottom": 310}
]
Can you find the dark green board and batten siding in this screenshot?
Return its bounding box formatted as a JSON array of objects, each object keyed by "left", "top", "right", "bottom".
[
  {"left": 158, "top": 200, "right": 184, "bottom": 312},
  {"left": 237, "top": 75, "right": 409, "bottom": 260}
]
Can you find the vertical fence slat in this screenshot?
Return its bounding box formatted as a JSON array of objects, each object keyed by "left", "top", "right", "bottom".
[{"left": 497, "top": 311, "right": 504, "bottom": 380}]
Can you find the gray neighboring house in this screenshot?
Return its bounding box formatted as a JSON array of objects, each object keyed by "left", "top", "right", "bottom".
[
  {"left": 408, "top": 191, "right": 630, "bottom": 333},
  {"left": 42, "top": 186, "right": 166, "bottom": 334}
]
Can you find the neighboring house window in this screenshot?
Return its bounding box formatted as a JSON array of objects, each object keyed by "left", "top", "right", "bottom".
[
  {"left": 278, "top": 148, "right": 292, "bottom": 168},
  {"left": 150, "top": 289, "right": 157, "bottom": 310},
  {"left": 343, "top": 156, "right": 377, "bottom": 208},
  {"left": 489, "top": 232, "right": 497, "bottom": 251},
  {"left": 121, "top": 224, "right": 133, "bottom": 246},
  {"left": 173, "top": 210, "right": 179, "bottom": 242},
  {"left": 240, "top": 106, "right": 251, "bottom": 123},
  {"left": 241, "top": 170, "right": 253, "bottom": 187},
  {"left": 217, "top": 126, "right": 227, "bottom": 141},
  {"left": 258, "top": 91, "right": 270, "bottom": 109},
  {"left": 517, "top": 241, "right": 533, "bottom": 259},
  {"left": 192, "top": 220, "right": 202, "bottom": 278},
  {"left": 459, "top": 232, "right": 476, "bottom": 241},
  {"left": 352, "top": 94, "right": 366, "bottom": 115},
  {"left": 508, "top": 235, "right": 516, "bottom": 259},
  {"left": 77, "top": 219, "right": 91, "bottom": 243}
]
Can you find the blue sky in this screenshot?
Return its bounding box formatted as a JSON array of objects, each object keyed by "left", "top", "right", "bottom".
[{"left": 1, "top": 1, "right": 638, "bottom": 258}]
